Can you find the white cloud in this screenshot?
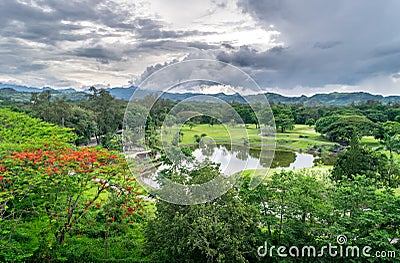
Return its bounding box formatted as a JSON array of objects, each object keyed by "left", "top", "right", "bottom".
[{"left": 0, "top": 0, "right": 399, "bottom": 96}]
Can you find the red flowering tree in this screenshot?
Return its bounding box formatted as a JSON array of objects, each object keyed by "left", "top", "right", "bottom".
[
  {"left": 0, "top": 147, "right": 142, "bottom": 246},
  {"left": 0, "top": 108, "right": 148, "bottom": 261}
]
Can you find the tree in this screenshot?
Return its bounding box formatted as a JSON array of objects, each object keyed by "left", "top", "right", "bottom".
[
  {"left": 329, "top": 175, "right": 400, "bottom": 258},
  {"left": 273, "top": 106, "right": 295, "bottom": 133},
  {"left": 146, "top": 164, "right": 261, "bottom": 262},
  {"left": 186, "top": 121, "right": 195, "bottom": 130},
  {"left": 0, "top": 109, "right": 144, "bottom": 262},
  {"left": 30, "top": 93, "right": 98, "bottom": 145},
  {"left": 263, "top": 171, "right": 330, "bottom": 245},
  {"left": 194, "top": 133, "right": 207, "bottom": 144},
  {"left": 332, "top": 132, "right": 388, "bottom": 182},
  {"left": 36, "top": 90, "right": 52, "bottom": 122},
  {"left": 232, "top": 104, "right": 258, "bottom": 127},
  {"left": 315, "top": 115, "right": 341, "bottom": 134},
  {"left": 305, "top": 118, "right": 315, "bottom": 127},
  {"left": 291, "top": 106, "right": 321, "bottom": 125},
  {"left": 378, "top": 121, "right": 400, "bottom": 187},
  {"left": 163, "top": 115, "right": 176, "bottom": 128},
  {"left": 85, "top": 87, "right": 124, "bottom": 144},
  {"left": 66, "top": 105, "right": 97, "bottom": 145},
  {"left": 364, "top": 109, "right": 388, "bottom": 123},
  {"left": 259, "top": 107, "right": 274, "bottom": 127},
  {"left": 317, "top": 115, "right": 380, "bottom": 143}
]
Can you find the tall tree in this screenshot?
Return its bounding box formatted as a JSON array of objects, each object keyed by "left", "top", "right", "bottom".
[
  {"left": 378, "top": 121, "right": 400, "bottom": 187},
  {"left": 272, "top": 106, "right": 295, "bottom": 133},
  {"left": 85, "top": 87, "right": 124, "bottom": 144},
  {"left": 146, "top": 164, "right": 261, "bottom": 262},
  {"left": 332, "top": 132, "right": 388, "bottom": 182}
]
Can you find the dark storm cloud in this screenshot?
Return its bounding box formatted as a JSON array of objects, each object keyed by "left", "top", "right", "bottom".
[
  {"left": 234, "top": 0, "right": 400, "bottom": 91},
  {"left": 133, "top": 41, "right": 222, "bottom": 85},
  {"left": 2, "top": 0, "right": 399, "bottom": 95},
  {"left": 71, "top": 46, "right": 123, "bottom": 62},
  {"left": 0, "top": 0, "right": 221, "bottom": 86},
  {"left": 0, "top": 0, "right": 209, "bottom": 47},
  {"left": 0, "top": 37, "right": 52, "bottom": 75},
  {"left": 0, "top": 62, "right": 48, "bottom": 74},
  {"left": 0, "top": 0, "right": 102, "bottom": 44}
]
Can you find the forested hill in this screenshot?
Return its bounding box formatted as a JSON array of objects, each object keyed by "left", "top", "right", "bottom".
[{"left": 1, "top": 83, "right": 400, "bottom": 106}]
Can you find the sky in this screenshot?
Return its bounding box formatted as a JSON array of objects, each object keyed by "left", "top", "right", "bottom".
[{"left": 0, "top": 0, "right": 400, "bottom": 96}]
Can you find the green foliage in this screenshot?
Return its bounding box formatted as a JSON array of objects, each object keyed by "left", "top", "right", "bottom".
[
  {"left": 185, "top": 121, "right": 195, "bottom": 130},
  {"left": 315, "top": 115, "right": 341, "bottom": 134},
  {"left": 317, "top": 115, "right": 380, "bottom": 143},
  {"left": 332, "top": 133, "right": 388, "bottom": 183},
  {"left": 33, "top": 98, "right": 98, "bottom": 145},
  {"left": 146, "top": 165, "right": 261, "bottom": 262},
  {"left": 100, "top": 132, "right": 123, "bottom": 151},
  {"left": 258, "top": 107, "right": 274, "bottom": 127},
  {"left": 272, "top": 106, "right": 295, "bottom": 133},
  {"left": 2, "top": 95, "right": 400, "bottom": 262},
  {"left": 193, "top": 133, "right": 207, "bottom": 143},
  {"left": 305, "top": 118, "right": 315, "bottom": 127},
  {"left": 329, "top": 175, "right": 400, "bottom": 261},
  {"left": 377, "top": 121, "right": 400, "bottom": 187},
  {"left": 245, "top": 171, "right": 332, "bottom": 248},
  {"left": 0, "top": 109, "right": 147, "bottom": 262},
  {"left": 231, "top": 103, "right": 258, "bottom": 126},
  {"left": 291, "top": 106, "right": 323, "bottom": 124},
  {"left": 85, "top": 87, "right": 125, "bottom": 144},
  {"left": 364, "top": 109, "right": 388, "bottom": 123},
  {"left": 0, "top": 107, "right": 76, "bottom": 154}
]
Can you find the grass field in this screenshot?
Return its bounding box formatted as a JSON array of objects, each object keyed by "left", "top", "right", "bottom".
[
  {"left": 274, "top": 125, "right": 336, "bottom": 150},
  {"left": 361, "top": 136, "right": 381, "bottom": 148},
  {"left": 167, "top": 123, "right": 337, "bottom": 151},
  {"left": 171, "top": 123, "right": 259, "bottom": 145}
]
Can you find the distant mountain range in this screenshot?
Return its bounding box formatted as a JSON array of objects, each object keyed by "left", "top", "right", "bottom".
[
  {"left": 1, "top": 82, "right": 400, "bottom": 106},
  {"left": 0, "top": 83, "right": 76, "bottom": 93}
]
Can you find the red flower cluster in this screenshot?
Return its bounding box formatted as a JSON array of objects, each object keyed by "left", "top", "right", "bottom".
[
  {"left": 2, "top": 147, "right": 122, "bottom": 179},
  {"left": 11, "top": 147, "right": 116, "bottom": 165}
]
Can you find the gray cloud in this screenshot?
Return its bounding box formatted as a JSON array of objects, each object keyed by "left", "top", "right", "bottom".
[
  {"left": 133, "top": 18, "right": 214, "bottom": 40},
  {"left": 0, "top": 0, "right": 101, "bottom": 45},
  {"left": 0, "top": 0, "right": 223, "bottom": 88},
  {"left": 1, "top": 0, "right": 399, "bottom": 95},
  {"left": 233, "top": 0, "right": 400, "bottom": 92},
  {"left": 71, "top": 46, "right": 123, "bottom": 63},
  {"left": 313, "top": 41, "right": 342, "bottom": 50},
  {"left": 392, "top": 73, "right": 400, "bottom": 79},
  {"left": 0, "top": 0, "right": 209, "bottom": 46},
  {"left": 134, "top": 59, "right": 180, "bottom": 85}
]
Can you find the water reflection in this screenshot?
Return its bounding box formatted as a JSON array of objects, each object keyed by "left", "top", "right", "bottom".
[{"left": 191, "top": 144, "right": 330, "bottom": 175}]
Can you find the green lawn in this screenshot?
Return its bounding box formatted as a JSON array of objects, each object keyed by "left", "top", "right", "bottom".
[
  {"left": 170, "top": 123, "right": 259, "bottom": 145},
  {"left": 165, "top": 124, "right": 335, "bottom": 151},
  {"left": 361, "top": 136, "right": 381, "bottom": 148},
  {"left": 275, "top": 125, "right": 335, "bottom": 150},
  {"left": 240, "top": 166, "right": 333, "bottom": 183}
]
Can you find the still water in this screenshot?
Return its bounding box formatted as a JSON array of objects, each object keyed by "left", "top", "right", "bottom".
[{"left": 191, "top": 144, "right": 333, "bottom": 175}]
